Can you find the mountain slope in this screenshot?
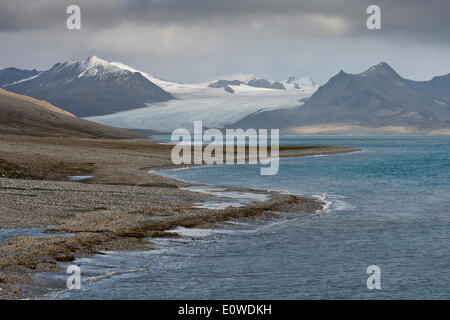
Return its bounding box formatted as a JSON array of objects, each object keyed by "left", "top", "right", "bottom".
[
  {"left": 3, "top": 56, "right": 173, "bottom": 117},
  {"left": 233, "top": 62, "right": 450, "bottom": 135},
  {"left": 406, "top": 73, "right": 450, "bottom": 105},
  {"left": 0, "top": 88, "right": 144, "bottom": 138},
  {"left": 0, "top": 68, "right": 39, "bottom": 87}
]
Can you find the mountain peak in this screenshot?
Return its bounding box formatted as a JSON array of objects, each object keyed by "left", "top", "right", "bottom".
[
  {"left": 52, "top": 55, "right": 132, "bottom": 79},
  {"left": 84, "top": 55, "right": 103, "bottom": 63},
  {"left": 76, "top": 55, "right": 109, "bottom": 68},
  {"left": 64, "top": 55, "right": 104, "bottom": 65},
  {"left": 362, "top": 61, "right": 399, "bottom": 77},
  {"left": 330, "top": 69, "right": 348, "bottom": 81}
]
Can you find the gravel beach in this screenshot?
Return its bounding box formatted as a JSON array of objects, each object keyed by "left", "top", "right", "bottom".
[{"left": 0, "top": 134, "right": 359, "bottom": 299}]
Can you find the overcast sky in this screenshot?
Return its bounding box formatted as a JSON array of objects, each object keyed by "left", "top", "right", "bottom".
[{"left": 0, "top": 0, "right": 449, "bottom": 84}]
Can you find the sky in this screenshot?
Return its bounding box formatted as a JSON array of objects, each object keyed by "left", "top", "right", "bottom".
[{"left": 0, "top": 0, "right": 449, "bottom": 85}]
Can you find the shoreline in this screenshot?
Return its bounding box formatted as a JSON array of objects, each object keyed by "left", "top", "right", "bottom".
[{"left": 0, "top": 134, "right": 360, "bottom": 299}]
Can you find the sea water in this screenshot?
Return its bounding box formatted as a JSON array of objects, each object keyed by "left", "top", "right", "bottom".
[{"left": 55, "top": 136, "right": 450, "bottom": 299}]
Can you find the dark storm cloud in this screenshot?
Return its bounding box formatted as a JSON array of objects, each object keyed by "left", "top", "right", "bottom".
[
  {"left": 0, "top": 0, "right": 449, "bottom": 41},
  {"left": 0, "top": 0, "right": 448, "bottom": 84}
]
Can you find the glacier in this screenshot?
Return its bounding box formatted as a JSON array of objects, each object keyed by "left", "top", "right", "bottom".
[{"left": 86, "top": 59, "right": 317, "bottom": 132}]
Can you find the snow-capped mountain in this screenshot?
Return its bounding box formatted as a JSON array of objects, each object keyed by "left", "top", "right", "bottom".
[
  {"left": 3, "top": 56, "right": 172, "bottom": 117},
  {"left": 207, "top": 74, "right": 317, "bottom": 92}
]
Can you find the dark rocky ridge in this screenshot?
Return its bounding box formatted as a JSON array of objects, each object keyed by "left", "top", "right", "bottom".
[
  {"left": 232, "top": 62, "right": 450, "bottom": 134},
  {"left": 0, "top": 68, "right": 39, "bottom": 87}
]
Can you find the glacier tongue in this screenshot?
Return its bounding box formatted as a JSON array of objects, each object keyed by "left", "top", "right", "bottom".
[{"left": 85, "top": 85, "right": 316, "bottom": 132}]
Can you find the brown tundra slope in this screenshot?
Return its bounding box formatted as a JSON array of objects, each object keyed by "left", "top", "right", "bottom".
[{"left": 0, "top": 88, "right": 144, "bottom": 139}]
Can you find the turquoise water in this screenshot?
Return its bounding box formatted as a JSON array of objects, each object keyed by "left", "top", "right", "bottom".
[
  {"left": 57, "top": 136, "right": 450, "bottom": 299},
  {"left": 0, "top": 228, "right": 74, "bottom": 242}
]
